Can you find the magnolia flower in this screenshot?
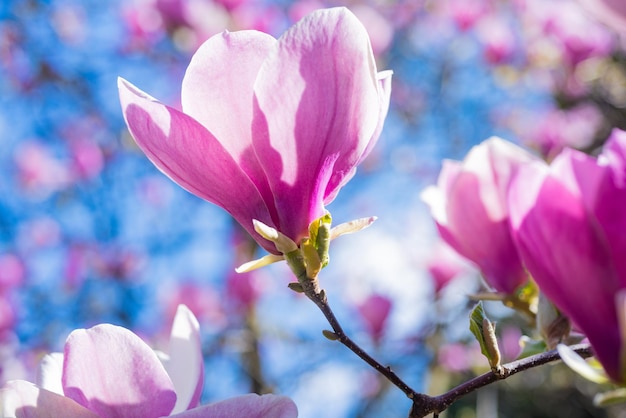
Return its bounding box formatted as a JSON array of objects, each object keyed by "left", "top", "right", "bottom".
[
  {"left": 118, "top": 7, "right": 392, "bottom": 256},
  {"left": 1, "top": 305, "right": 298, "bottom": 418},
  {"left": 426, "top": 240, "right": 470, "bottom": 295},
  {"left": 509, "top": 129, "right": 626, "bottom": 383},
  {"left": 357, "top": 293, "right": 392, "bottom": 344},
  {"left": 422, "top": 137, "right": 536, "bottom": 294}
]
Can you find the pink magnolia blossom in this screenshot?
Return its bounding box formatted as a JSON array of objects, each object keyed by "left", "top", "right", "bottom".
[
  {"left": 422, "top": 137, "right": 537, "bottom": 294},
  {"left": 509, "top": 129, "right": 626, "bottom": 383},
  {"left": 357, "top": 293, "right": 393, "bottom": 344},
  {"left": 118, "top": 7, "right": 392, "bottom": 254},
  {"left": 426, "top": 240, "right": 470, "bottom": 295},
  {"left": 0, "top": 305, "right": 297, "bottom": 417}
]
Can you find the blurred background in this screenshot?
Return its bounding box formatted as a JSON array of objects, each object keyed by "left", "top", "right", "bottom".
[{"left": 1, "top": 0, "right": 625, "bottom": 416}]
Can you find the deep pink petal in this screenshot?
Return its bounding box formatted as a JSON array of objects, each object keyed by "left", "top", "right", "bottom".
[
  {"left": 253, "top": 7, "right": 384, "bottom": 242},
  {"left": 62, "top": 324, "right": 177, "bottom": 418},
  {"left": 1, "top": 380, "right": 99, "bottom": 418},
  {"left": 576, "top": 131, "right": 626, "bottom": 281},
  {"left": 161, "top": 305, "right": 203, "bottom": 414},
  {"left": 509, "top": 157, "right": 622, "bottom": 381},
  {"left": 181, "top": 30, "right": 278, "bottom": 224},
  {"left": 170, "top": 394, "right": 298, "bottom": 418},
  {"left": 118, "top": 77, "right": 278, "bottom": 253}
]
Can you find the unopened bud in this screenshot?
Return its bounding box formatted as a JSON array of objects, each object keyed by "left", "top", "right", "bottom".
[
  {"left": 322, "top": 330, "right": 339, "bottom": 341},
  {"left": 482, "top": 318, "right": 502, "bottom": 373},
  {"left": 288, "top": 282, "right": 304, "bottom": 293}
]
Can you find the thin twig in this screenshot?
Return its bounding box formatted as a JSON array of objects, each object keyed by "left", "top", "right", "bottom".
[
  {"left": 409, "top": 343, "right": 593, "bottom": 417},
  {"left": 306, "top": 290, "right": 423, "bottom": 401},
  {"left": 300, "top": 280, "right": 593, "bottom": 418}
]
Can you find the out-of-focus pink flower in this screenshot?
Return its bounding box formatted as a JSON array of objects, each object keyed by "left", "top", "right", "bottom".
[
  {"left": 350, "top": 5, "right": 394, "bottom": 55},
  {"left": 229, "top": 2, "right": 286, "bottom": 35},
  {"left": 438, "top": 342, "right": 483, "bottom": 372},
  {"left": 69, "top": 138, "right": 104, "bottom": 180},
  {"left": 0, "top": 305, "right": 297, "bottom": 417},
  {"left": 509, "top": 129, "right": 626, "bottom": 383},
  {"left": 288, "top": 0, "right": 324, "bottom": 22},
  {"left": 499, "top": 325, "right": 522, "bottom": 362},
  {"left": 162, "top": 283, "right": 227, "bottom": 330},
  {"left": 0, "top": 254, "right": 24, "bottom": 290},
  {"left": 422, "top": 137, "right": 537, "bottom": 294},
  {"left": 577, "top": 0, "right": 626, "bottom": 36},
  {"left": 442, "top": 0, "right": 491, "bottom": 31},
  {"left": 528, "top": 0, "right": 613, "bottom": 66},
  {"left": 121, "top": 0, "right": 165, "bottom": 50},
  {"left": 51, "top": 3, "right": 86, "bottom": 45},
  {"left": 119, "top": 7, "right": 392, "bottom": 254},
  {"left": 0, "top": 298, "right": 15, "bottom": 335},
  {"left": 475, "top": 16, "right": 516, "bottom": 64},
  {"left": 426, "top": 240, "right": 470, "bottom": 295},
  {"left": 18, "top": 217, "right": 61, "bottom": 250},
  {"left": 226, "top": 270, "right": 259, "bottom": 311},
  {"left": 14, "top": 141, "right": 70, "bottom": 196},
  {"left": 521, "top": 104, "right": 603, "bottom": 160},
  {"left": 357, "top": 294, "right": 392, "bottom": 343}
]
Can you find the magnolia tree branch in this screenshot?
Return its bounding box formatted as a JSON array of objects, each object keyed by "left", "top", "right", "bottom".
[
  {"left": 305, "top": 290, "right": 421, "bottom": 400},
  {"left": 409, "top": 343, "right": 593, "bottom": 417},
  {"left": 300, "top": 279, "right": 593, "bottom": 418}
]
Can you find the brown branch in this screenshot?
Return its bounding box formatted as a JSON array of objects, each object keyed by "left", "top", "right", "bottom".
[
  {"left": 305, "top": 290, "right": 423, "bottom": 402},
  {"left": 409, "top": 343, "right": 593, "bottom": 417},
  {"left": 298, "top": 278, "right": 593, "bottom": 418}
]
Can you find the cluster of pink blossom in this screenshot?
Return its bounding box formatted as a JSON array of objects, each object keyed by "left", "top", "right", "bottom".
[
  {"left": 425, "top": 129, "right": 626, "bottom": 384},
  {"left": 5, "top": 1, "right": 626, "bottom": 416},
  {"left": 1, "top": 305, "right": 297, "bottom": 417},
  {"left": 426, "top": 0, "right": 626, "bottom": 160},
  {"left": 2, "top": 7, "right": 394, "bottom": 416}
]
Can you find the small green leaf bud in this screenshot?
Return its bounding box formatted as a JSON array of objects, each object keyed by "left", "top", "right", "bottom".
[
  {"left": 288, "top": 282, "right": 304, "bottom": 293},
  {"left": 322, "top": 330, "right": 339, "bottom": 341}
]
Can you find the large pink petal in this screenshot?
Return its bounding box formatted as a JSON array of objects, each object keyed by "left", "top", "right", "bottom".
[
  {"left": 509, "top": 157, "right": 622, "bottom": 381},
  {"left": 161, "top": 305, "right": 203, "bottom": 414},
  {"left": 576, "top": 131, "right": 626, "bottom": 282},
  {"left": 1, "top": 380, "right": 98, "bottom": 418},
  {"left": 324, "top": 69, "right": 394, "bottom": 204},
  {"left": 170, "top": 394, "right": 298, "bottom": 418},
  {"left": 62, "top": 324, "right": 177, "bottom": 418},
  {"left": 118, "top": 78, "right": 278, "bottom": 253},
  {"left": 181, "top": 30, "right": 278, "bottom": 224},
  {"left": 253, "top": 7, "right": 383, "bottom": 242},
  {"left": 446, "top": 171, "right": 526, "bottom": 293}
]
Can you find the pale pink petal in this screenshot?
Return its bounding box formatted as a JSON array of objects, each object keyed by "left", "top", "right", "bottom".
[
  {"left": 170, "top": 394, "right": 298, "bottom": 418},
  {"left": 181, "top": 30, "right": 278, "bottom": 223},
  {"left": 161, "top": 305, "right": 204, "bottom": 414},
  {"left": 62, "top": 324, "right": 177, "bottom": 418},
  {"left": 36, "top": 353, "right": 64, "bottom": 395},
  {"left": 324, "top": 69, "right": 394, "bottom": 204},
  {"left": 578, "top": 0, "right": 626, "bottom": 35},
  {"left": 253, "top": 7, "right": 383, "bottom": 242},
  {"left": 118, "top": 77, "right": 278, "bottom": 253},
  {"left": 1, "top": 380, "right": 98, "bottom": 418}
]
